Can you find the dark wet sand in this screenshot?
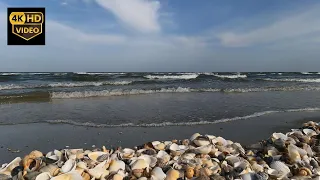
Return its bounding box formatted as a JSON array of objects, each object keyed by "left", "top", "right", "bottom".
[{"left": 1, "top": 111, "right": 320, "bottom": 164}]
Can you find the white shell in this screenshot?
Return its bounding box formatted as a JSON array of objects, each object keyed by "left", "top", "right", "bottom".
[
  {"left": 194, "top": 144, "right": 212, "bottom": 154},
  {"left": 272, "top": 133, "right": 288, "bottom": 141},
  {"left": 156, "top": 151, "right": 171, "bottom": 163},
  {"left": 51, "top": 171, "right": 83, "bottom": 180},
  {"left": 190, "top": 133, "right": 201, "bottom": 141},
  {"left": 60, "top": 159, "right": 76, "bottom": 173},
  {"left": 109, "top": 160, "right": 125, "bottom": 172},
  {"left": 88, "top": 151, "right": 109, "bottom": 162},
  {"left": 193, "top": 137, "right": 211, "bottom": 147},
  {"left": 0, "top": 157, "right": 21, "bottom": 174},
  {"left": 35, "top": 172, "right": 51, "bottom": 180},
  {"left": 269, "top": 161, "right": 290, "bottom": 178},
  {"left": 151, "top": 167, "right": 166, "bottom": 180},
  {"left": 88, "top": 161, "right": 109, "bottom": 179},
  {"left": 131, "top": 159, "right": 148, "bottom": 170},
  {"left": 303, "top": 129, "right": 317, "bottom": 136},
  {"left": 288, "top": 144, "right": 302, "bottom": 163}
]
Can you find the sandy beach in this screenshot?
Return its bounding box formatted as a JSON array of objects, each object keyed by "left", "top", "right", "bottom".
[{"left": 1, "top": 111, "right": 320, "bottom": 164}]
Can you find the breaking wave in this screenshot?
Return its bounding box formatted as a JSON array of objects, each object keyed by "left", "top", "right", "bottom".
[
  {"left": 213, "top": 74, "right": 247, "bottom": 79},
  {"left": 264, "top": 78, "right": 320, "bottom": 83},
  {"left": 0, "top": 84, "right": 25, "bottom": 90},
  {"left": 44, "top": 107, "right": 320, "bottom": 127},
  {"left": 48, "top": 81, "right": 132, "bottom": 87},
  {"left": 50, "top": 86, "right": 320, "bottom": 99},
  {"left": 144, "top": 74, "right": 199, "bottom": 80}
]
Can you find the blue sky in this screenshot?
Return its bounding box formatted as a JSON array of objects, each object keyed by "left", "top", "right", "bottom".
[{"left": 0, "top": 0, "right": 320, "bottom": 72}]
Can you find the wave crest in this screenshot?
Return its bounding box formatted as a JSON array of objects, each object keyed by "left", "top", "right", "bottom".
[
  {"left": 144, "top": 74, "right": 199, "bottom": 80},
  {"left": 44, "top": 107, "right": 320, "bottom": 127}
]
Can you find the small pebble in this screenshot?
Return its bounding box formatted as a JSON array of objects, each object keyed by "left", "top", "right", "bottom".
[
  {"left": 65, "top": 146, "right": 69, "bottom": 148},
  {"left": 92, "top": 145, "right": 96, "bottom": 148}
]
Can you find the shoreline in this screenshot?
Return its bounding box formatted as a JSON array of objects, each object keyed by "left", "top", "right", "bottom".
[
  {"left": 1, "top": 111, "right": 320, "bottom": 164},
  {"left": 1, "top": 113, "right": 320, "bottom": 179}
]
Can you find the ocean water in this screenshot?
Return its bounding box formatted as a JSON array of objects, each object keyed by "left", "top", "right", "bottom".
[{"left": 1, "top": 72, "right": 320, "bottom": 127}]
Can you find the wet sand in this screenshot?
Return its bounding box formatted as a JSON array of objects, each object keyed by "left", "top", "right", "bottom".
[{"left": 1, "top": 111, "right": 320, "bottom": 164}]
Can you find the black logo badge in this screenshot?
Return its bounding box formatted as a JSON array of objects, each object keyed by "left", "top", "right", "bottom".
[{"left": 7, "top": 7, "right": 45, "bottom": 45}]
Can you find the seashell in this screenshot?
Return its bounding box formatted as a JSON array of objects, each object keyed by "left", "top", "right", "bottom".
[
  {"left": 273, "top": 139, "right": 286, "bottom": 151},
  {"left": 35, "top": 172, "right": 51, "bottom": 180},
  {"left": 51, "top": 171, "right": 83, "bottom": 180},
  {"left": 24, "top": 171, "right": 42, "bottom": 180},
  {"left": 0, "top": 174, "right": 11, "bottom": 180},
  {"left": 298, "top": 167, "right": 312, "bottom": 176},
  {"left": 193, "top": 144, "right": 212, "bottom": 154},
  {"left": 231, "top": 142, "right": 245, "bottom": 155},
  {"left": 313, "top": 167, "right": 320, "bottom": 176},
  {"left": 77, "top": 161, "right": 88, "bottom": 170},
  {"left": 39, "top": 164, "right": 60, "bottom": 176},
  {"left": 131, "top": 155, "right": 157, "bottom": 168},
  {"left": 0, "top": 157, "right": 21, "bottom": 176},
  {"left": 269, "top": 161, "right": 291, "bottom": 179},
  {"left": 246, "top": 142, "right": 264, "bottom": 150},
  {"left": 138, "top": 178, "right": 148, "bottom": 180},
  {"left": 88, "top": 151, "right": 109, "bottom": 162},
  {"left": 272, "top": 133, "right": 288, "bottom": 141},
  {"left": 288, "top": 144, "right": 302, "bottom": 163},
  {"left": 193, "top": 136, "right": 211, "bottom": 147},
  {"left": 152, "top": 141, "right": 166, "bottom": 150},
  {"left": 108, "top": 160, "right": 125, "bottom": 173},
  {"left": 60, "top": 159, "right": 76, "bottom": 173},
  {"left": 225, "top": 155, "right": 241, "bottom": 166},
  {"left": 131, "top": 159, "right": 148, "bottom": 172},
  {"left": 120, "top": 148, "right": 135, "bottom": 159},
  {"left": 113, "top": 174, "right": 124, "bottom": 180},
  {"left": 88, "top": 161, "right": 109, "bottom": 179},
  {"left": 156, "top": 151, "right": 171, "bottom": 164},
  {"left": 165, "top": 169, "right": 179, "bottom": 180},
  {"left": 150, "top": 167, "right": 166, "bottom": 180},
  {"left": 303, "top": 144, "right": 314, "bottom": 156},
  {"left": 81, "top": 172, "right": 91, "bottom": 180},
  {"left": 213, "top": 137, "right": 228, "bottom": 146},
  {"left": 169, "top": 144, "right": 188, "bottom": 156},
  {"left": 181, "top": 153, "right": 196, "bottom": 161},
  {"left": 185, "top": 166, "right": 194, "bottom": 179},
  {"left": 303, "top": 129, "right": 317, "bottom": 136},
  {"left": 190, "top": 133, "right": 201, "bottom": 142},
  {"left": 132, "top": 169, "right": 144, "bottom": 178},
  {"left": 22, "top": 155, "right": 42, "bottom": 175}
]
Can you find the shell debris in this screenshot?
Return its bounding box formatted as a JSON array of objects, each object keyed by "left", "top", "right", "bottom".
[{"left": 2, "top": 121, "right": 320, "bottom": 179}]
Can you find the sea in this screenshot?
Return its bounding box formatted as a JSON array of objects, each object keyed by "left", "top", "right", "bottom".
[{"left": 1, "top": 72, "right": 320, "bottom": 127}]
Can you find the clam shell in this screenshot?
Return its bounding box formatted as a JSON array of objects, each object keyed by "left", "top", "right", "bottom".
[
  {"left": 131, "top": 159, "right": 148, "bottom": 171},
  {"left": 39, "top": 164, "right": 60, "bottom": 176},
  {"left": 288, "top": 144, "right": 302, "bottom": 163},
  {"left": 151, "top": 167, "right": 166, "bottom": 180},
  {"left": 88, "top": 161, "right": 109, "bottom": 179},
  {"left": 213, "top": 137, "right": 228, "bottom": 146},
  {"left": 109, "top": 160, "right": 125, "bottom": 173},
  {"left": 35, "top": 172, "right": 52, "bottom": 180},
  {"left": 272, "top": 133, "right": 288, "bottom": 141},
  {"left": 190, "top": 133, "right": 201, "bottom": 142},
  {"left": 193, "top": 144, "right": 212, "bottom": 154},
  {"left": 303, "top": 129, "right": 317, "bottom": 136},
  {"left": 61, "top": 159, "right": 76, "bottom": 173},
  {"left": 51, "top": 171, "right": 83, "bottom": 180},
  {"left": 165, "top": 169, "right": 180, "bottom": 180},
  {"left": 131, "top": 155, "right": 157, "bottom": 168},
  {"left": 152, "top": 141, "right": 166, "bottom": 150},
  {"left": 0, "top": 157, "right": 21, "bottom": 175},
  {"left": 269, "top": 161, "right": 290, "bottom": 178},
  {"left": 88, "top": 152, "right": 109, "bottom": 162},
  {"left": 193, "top": 136, "right": 211, "bottom": 147},
  {"left": 120, "top": 148, "right": 135, "bottom": 159}
]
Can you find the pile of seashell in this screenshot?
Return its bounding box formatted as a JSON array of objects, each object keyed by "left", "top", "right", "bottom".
[{"left": 1, "top": 121, "right": 320, "bottom": 180}]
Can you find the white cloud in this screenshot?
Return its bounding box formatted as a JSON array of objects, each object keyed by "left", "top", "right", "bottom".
[
  {"left": 47, "top": 21, "right": 127, "bottom": 45},
  {"left": 216, "top": 6, "right": 320, "bottom": 47},
  {"left": 95, "top": 0, "right": 161, "bottom": 33}
]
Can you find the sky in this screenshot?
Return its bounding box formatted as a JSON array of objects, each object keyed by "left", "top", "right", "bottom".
[{"left": 0, "top": 0, "right": 320, "bottom": 72}]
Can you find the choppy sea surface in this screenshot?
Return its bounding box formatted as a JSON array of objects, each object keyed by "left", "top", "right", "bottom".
[{"left": 1, "top": 72, "right": 320, "bottom": 127}]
